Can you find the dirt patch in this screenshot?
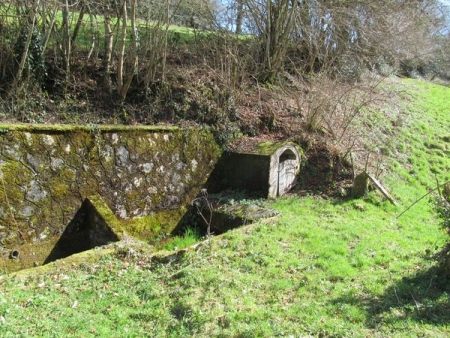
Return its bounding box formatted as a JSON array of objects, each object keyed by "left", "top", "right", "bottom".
[{"left": 294, "top": 142, "right": 353, "bottom": 196}]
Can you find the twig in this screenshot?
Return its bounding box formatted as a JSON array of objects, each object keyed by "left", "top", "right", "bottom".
[
  {"left": 192, "top": 189, "right": 213, "bottom": 243},
  {"left": 388, "top": 270, "right": 402, "bottom": 305},
  {"left": 397, "top": 180, "right": 450, "bottom": 219},
  {"left": 436, "top": 175, "right": 441, "bottom": 197},
  {"left": 425, "top": 275, "right": 434, "bottom": 293},
  {"left": 409, "top": 291, "right": 421, "bottom": 313}
]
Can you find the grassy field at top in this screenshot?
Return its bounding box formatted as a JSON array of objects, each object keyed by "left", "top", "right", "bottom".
[
  {"left": 0, "top": 3, "right": 203, "bottom": 49},
  {"left": 0, "top": 78, "right": 449, "bottom": 337}
]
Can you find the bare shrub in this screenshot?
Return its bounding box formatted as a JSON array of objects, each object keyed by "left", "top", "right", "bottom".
[{"left": 292, "top": 74, "right": 384, "bottom": 141}]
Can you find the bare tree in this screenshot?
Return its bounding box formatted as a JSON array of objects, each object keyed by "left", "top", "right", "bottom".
[
  {"left": 11, "top": 0, "right": 41, "bottom": 90},
  {"left": 116, "top": 0, "right": 139, "bottom": 101},
  {"left": 245, "top": 0, "right": 297, "bottom": 82},
  {"left": 232, "top": 0, "right": 448, "bottom": 82}
]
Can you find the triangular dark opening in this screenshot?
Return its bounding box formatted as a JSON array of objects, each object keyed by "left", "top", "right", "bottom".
[{"left": 44, "top": 197, "right": 120, "bottom": 264}]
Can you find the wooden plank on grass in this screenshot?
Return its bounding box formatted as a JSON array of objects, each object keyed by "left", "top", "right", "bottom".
[{"left": 367, "top": 173, "right": 397, "bottom": 206}]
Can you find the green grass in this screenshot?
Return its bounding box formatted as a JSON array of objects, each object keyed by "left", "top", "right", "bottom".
[
  {"left": 156, "top": 226, "right": 203, "bottom": 251},
  {"left": 0, "top": 4, "right": 198, "bottom": 51},
  {"left": 0, "top": 3, "right": 248, "bottom": 54},
  {"left": 0, "top": 78, "right": 449, "bottom": 336},
  {"left": 383, "top": 80, "right": 450, "bottom": 205}
]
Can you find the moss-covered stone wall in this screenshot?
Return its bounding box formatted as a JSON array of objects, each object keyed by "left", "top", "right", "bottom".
[{"left": 0, "top": 125, "right": 221, "bottom": 249}]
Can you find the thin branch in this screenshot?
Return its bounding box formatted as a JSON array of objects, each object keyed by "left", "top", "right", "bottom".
[{"left": 397, "top": 180, "right": 450, "bottom": 219}]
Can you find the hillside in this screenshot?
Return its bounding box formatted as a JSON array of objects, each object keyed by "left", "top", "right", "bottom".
[{"left": 0, "top": 78, "right": 449, "bottom": 336}]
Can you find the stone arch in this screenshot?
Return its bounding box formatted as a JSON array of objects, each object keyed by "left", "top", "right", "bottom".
[{"left": 269, "top": 145, "right": 301, "bottom": 197}]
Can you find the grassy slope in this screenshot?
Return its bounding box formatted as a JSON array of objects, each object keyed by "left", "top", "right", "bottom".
[{"left": 0, "top": 79, "right": 449, "bottom": 337}]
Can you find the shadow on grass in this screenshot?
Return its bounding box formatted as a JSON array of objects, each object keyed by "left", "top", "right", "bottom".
[{"left": 331, "top": 264, "right": 450, "bottom": 328}]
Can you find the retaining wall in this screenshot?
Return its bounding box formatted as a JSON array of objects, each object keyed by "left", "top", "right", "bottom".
[{"left": 0, "top": 125, "right": 221, "bottom": 269}]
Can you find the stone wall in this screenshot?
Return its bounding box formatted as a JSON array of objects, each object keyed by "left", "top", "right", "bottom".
[{"left": 0, "top": 125, "right": 221, "bottom": 250}]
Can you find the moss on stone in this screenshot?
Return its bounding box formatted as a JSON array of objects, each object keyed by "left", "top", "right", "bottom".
[
  {"left": 256, "top": 141, "right": 302, "bottom": 156},
  {"left": 6, "top": 244, "right": 117, "bottom": 278},
  {"left": 0, "top": 237, "right": 60, "bottom": 273},
  {"left": 86, "top": 195, "right": 126, "bottom": 239},
  {"left": 0, "top": 123, "right": 181, "bottom": 133},
  {"left": 123, "top": 206, "right": 188, "bottom": 241},
  {"left": 0, "top": 125, "right": 222, "bottom": 269},
  {"left": 123, "top": 216, "right": 161, "bottom": 239}
]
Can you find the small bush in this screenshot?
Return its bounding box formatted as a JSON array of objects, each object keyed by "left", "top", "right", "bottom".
[{"left": 433, "top": 182, "right": 450, "bottom": 280}]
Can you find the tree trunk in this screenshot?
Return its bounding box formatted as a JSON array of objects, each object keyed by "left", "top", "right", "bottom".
[
  {"left": 236, "top": 0, "right": 244, "bottom": 35},
  {"left": 86, "top": 4, "right": 97, "bottom": 62},
  {"left": 42, "top": 0, "right": 58, "bottom": 53},
  {"left": 71, "top": 3, "right": 86, "bottom": 47},
  {"left": 62, "top": 0, "right": 71, "bottom": 91},
  {"left": 116, "top": 0, "right": 127, "bottom": 98},
  {"left": 11, "top": 0, "right": 41, "bottom": 90},
  {"left": 103, "top": 14, "right": 113, "bottom": 94},
  {"left": 119, "top": 0, "right": 139, "bottom": 101}
]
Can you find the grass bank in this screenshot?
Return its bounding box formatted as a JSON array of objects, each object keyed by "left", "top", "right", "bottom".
[{"left": 0, "top": 78, "right": 449, "bottom": 336}]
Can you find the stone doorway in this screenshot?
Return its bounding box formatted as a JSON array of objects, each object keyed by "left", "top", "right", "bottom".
[{"left": 277, "top": 149, "right": 299, "bottom": 196}]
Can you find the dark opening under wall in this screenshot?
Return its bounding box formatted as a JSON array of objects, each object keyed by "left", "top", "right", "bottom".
[
  {"left": 44, "top": 196, "right": 124, "bottom": 264},
  {"left": 171, "top": 190, "right": 280, "bottom": 239}
]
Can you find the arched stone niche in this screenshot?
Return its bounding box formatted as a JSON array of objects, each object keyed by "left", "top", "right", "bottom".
[
  {"left": 208, "top": 141, "right": 302, "bottom": 198},
  {"left": 268, "top": 145, "right": 301, "bottom": 197}
]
